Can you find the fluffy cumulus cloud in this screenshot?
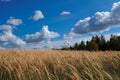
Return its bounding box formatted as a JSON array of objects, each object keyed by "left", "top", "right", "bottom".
[
  {"left": 0, "top": 24, "right": 13, "bottom": 31},
  {"left": 25, "top": 25, "right": 60, "bottom": 43},
  {"left": 32, "top": 10, "right": 44, "bottom": 21},
  {"left": 7, "top": 17, "right": 23, "bottom": 26},
  {"left": 0, "top": 31, "right": 26, "bottom": 48},
  {"left": 60, "top": 11, "right": 71, "bottom": 15},
  {"left": 22, "top": 35, "right": 93, "bottom": 50},
  {"left": 69, "top": 1, "right": 120, "bottom": 35},
  {"left": 0, "top": 17, "right": 26, "bottom": 48},
  {"left": 0, "top": 17, "right": 60, "bottom": 49}
]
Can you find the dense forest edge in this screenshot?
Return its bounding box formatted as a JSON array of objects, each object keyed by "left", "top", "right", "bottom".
[{"left": 60, "top": 35, "right": 120, "bottom": 51}]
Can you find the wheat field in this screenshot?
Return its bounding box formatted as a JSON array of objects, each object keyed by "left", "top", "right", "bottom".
[{"left": 0, "top": 50, "right": 120, "bottom": 80}]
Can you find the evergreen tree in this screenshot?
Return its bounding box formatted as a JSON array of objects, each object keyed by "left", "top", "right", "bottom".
[
  {"left": 78, "top": 41, "right": 86, "bottom": 50},
  {"left": 73, "top": 43, "right": 79, "bottom": 50},
  {"left": 61, "top": 34, "right": 120, "bottom": 51},
  {"left": 87, "top": 41, "right": 99, "bottom": 51}
]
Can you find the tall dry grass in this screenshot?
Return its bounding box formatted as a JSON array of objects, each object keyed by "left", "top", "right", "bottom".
[{"left": 0, "top": 50, "right": 120, "bottom": 80}]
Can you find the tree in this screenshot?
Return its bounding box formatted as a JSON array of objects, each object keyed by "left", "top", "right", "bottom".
[
  {"left": 60, "top": 34, "right": 120, "bottom": 51},
  {"left": 61, "top": 47, "right": 70, "bottom": 50},
  {"left": 78, "top": 41, "right": 86, "bottom": 50},
  {"left": 73, "top": 43, "right": 79, "bottom": 50},
  {"left": 87, "top": 41, "right": 99, "bottom": 51},
  {"left": 99, "top": 35, "right": 106, "bottom": 50},
  {"left": 109, "top": 35, "right": 120, "bottom": 50}
]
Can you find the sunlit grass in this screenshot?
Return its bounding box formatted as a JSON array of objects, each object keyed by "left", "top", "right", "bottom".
[{"left": 0, "top": 50, "right": 120, "bottom": 80}]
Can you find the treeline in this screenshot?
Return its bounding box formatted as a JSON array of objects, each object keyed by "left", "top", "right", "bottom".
[{"left": 61, "top": 35, "right": 120, "bottom": 51}]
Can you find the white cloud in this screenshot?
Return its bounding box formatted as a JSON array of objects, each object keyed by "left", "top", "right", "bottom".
[
  {"left": 25, "top": 25, "right": 60, "bottom": 43},
  {"left": 32, "top": 10, "right": 44, "bottom": 21},
  {"left": 0, "top": 17, "right": 26, "bottom": 48},
  {"left": 0, "top": 25, "right": 26, "bottom": 48},
  {"left": 0, "top": 24, "right": 13, "bottom": 31},
  {"left": 7, "top": 17, "right": 23, "bottom": 26},
  {"left": 0, "top": 17, "right": 61, "bottom": 49},
  {"left": 60, "top": 11, "right": 71, "bottom": 15},
  {"left": 15, "top": 32, "right": 120, "bottom": 50},
  {"left": 67, "top": 1, "right": 120, "bottom": 36},
  {"left": 0, "top": 0, "right": 11, "bottom": 2},
  {"left": 22, "top": 35, "right": 92, "bottom": 50},
  {"left": 0, "top": 31, "right": 26, "bottom": 48}
]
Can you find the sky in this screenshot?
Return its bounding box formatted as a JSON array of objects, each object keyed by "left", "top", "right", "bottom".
[{"left": 0, "top": 0, "right": 120, "bottom": 49}]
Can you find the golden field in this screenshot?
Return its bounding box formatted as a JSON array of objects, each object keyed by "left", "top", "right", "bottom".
[{"left": 0, "top": 50, "right": 120, "bottom": 80}]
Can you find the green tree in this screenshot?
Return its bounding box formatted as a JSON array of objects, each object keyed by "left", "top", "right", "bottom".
[
  {"left": 73, "top": 43, "right": 79, "bottom": 50},
  {"left": 78, "top": 41, "right": 86, "bottom": 50},
  {"left": 87, "top": 41, "right": 99, "bottom": 51},
  {"left": 99, "top": 35, "right": 106, "bottom": 50},
  {"left": 61, "top": 47, "right": 70, "bottom": 50},
  {"left": 109, "top": 35, "right": 120, "bottom": 50}
]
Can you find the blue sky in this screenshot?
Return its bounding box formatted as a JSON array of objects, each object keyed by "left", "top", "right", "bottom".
[{"left": 0, "top": 0, "right": 120, "bottom": 49}]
